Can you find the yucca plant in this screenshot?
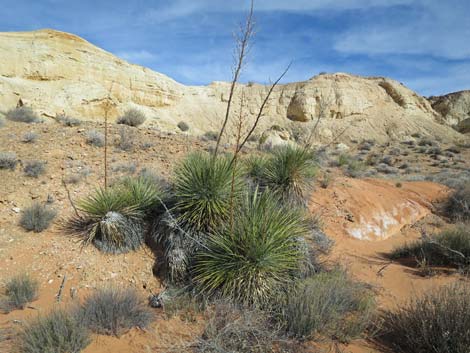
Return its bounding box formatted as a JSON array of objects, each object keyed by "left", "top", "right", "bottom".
[
  {"left": 243, "top": 154, "right": 268, "bottom": 185},
  {"left": 172, "top": 152, "right": 244, "bottom": 232},
  {"left": 194, "top": 190, "right": 308, "bottom": 306},
  {"left": 262, "top": 145, "right": 317, "bottom": 204},
  {"left": 67, "top": 176, "right": 165, "bottom": 254}
]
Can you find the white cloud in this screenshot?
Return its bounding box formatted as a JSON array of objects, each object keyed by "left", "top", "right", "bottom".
[{"left": 334, "top": 1, "right": 470, "bottom": 60}]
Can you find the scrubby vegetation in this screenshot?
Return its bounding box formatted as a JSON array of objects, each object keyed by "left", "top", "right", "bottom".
[
  {"left": 0, "top": 274, "right": 38, "bottom": 312},
  {"left": 22, "top": 131, "right": 38, "bottom": 143},
  {"left": 202, "top": 131, "right": 218, "bottom": 141},
  {"left": 23, "top": 160, "right": 46, "bottom": 177},
  {"left": 279, "top": 270, "right": 374, "bottom": 342},
  {"left": 67, "top": 176, "right": 163, "bottom": 253},
  {"left": 79, "top": 287, "right": 152, "bottom": 336},
  {"left": 194, "top": 191, "right": 309, "bottom": 306},
  {"left": 85, "top": 129, "right": 105, "bottom": 147},
  {"left": 445, "top": 182, "right": 470, "bottom": 221},
  {"left": 117, "top": 108, "right": 146, "bottom": 127},
  {"left": 117, "top": 126, "right": 136, "bottom": 151},
  {"left": 0, "top": 152, "right": 18, "bottom": 170},
  {"left": 177, "top": 121, "right": 189, "bottom": 132},
  {"left": 376, "top": 283, "right": 470, "bottom": 353},
  {"left": 58, "top": 115, "right": 81, "bottom": 126},
  {"left": 20, "top": 202, "right": 56, "bottom": 232},
  {"left": 17, "top": 309, "right": 90, "bottom": 353},
  {"left": 6, "top": 106, "right": 39, "bottom": 123},
  {"left": 261, "top": 145, "right": 317, "bottom": 203},
  {"left": 390, "top": 225, "right": 470, "bottom": 271}
]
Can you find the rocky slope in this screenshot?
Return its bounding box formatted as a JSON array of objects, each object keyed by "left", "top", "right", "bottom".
[
  {"left": 0, "top": 29, "right": 464, "bottom": 143},
  {"left": 429, "top": 90, "right": 470, "bottom": 132}
]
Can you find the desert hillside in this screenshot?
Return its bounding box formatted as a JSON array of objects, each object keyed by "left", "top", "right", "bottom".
[{"left": 0, "top": 29, "right": 465, "bottom": 143}]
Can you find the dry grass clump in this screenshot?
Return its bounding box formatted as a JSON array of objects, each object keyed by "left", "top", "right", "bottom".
[
  {"left": 0, "top": 152, "right": 18, "bottom": 170},
  {"left": 445, "top": 181, "right": 470, "bottom": 221},
  {"left": 0, "top": 274, "right": 38, "bottom": 313},
  {"left": 376, "top": 283, "right": 470, "bottom": 353},
  {"left": 17, "top": 309, "right": 90, "bottom": 353},
  {"left": 78, "top": 287, "right": 152, "bottom": 337},
  {"left": 117, "top": 108, "right": 146, "bottom": 127},
  {"left": 22, "top": 132, "right": 38, "bottom": 143},
  {"left": 85, "top": 130, "right": 105, "bottom": 147},
  {"left": 6, "top": 106, "right": 39, "bottom": 123},
  {"left": 390, "top": 225, "right": 470, "bottom": 270},
  {"left": 20, "top": 202, "right": 56, "bottom": 232},
  {"left": 279, "top": 270, "right": 374, "bottom": 342},
  {"left": 194, "top": 302, "right": 290, "bottom": 353},
  {"left": 58, "top": 115, "right": 81, "bottom": 126},
  {"left": 23, "top": 160, "right": 46, "bottom": 178}
]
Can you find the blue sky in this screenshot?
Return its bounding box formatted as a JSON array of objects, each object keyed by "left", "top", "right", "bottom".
[{"left": 0, "top": 0, "right": 469, "bottom": 96}]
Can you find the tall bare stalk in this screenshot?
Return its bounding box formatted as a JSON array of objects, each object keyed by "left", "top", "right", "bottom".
[
  {"left": 213, "top": 0, "right": 254, "bottom": 158},
  {"left": 103, "top": 82, "right": 114, "bottom": 189}
]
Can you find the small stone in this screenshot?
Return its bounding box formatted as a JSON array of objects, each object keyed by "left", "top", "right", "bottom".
[{"left": 12, "top": 207, "right": 20, "bottom": 213}]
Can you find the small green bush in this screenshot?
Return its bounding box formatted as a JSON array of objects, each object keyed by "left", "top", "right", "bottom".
[
  {"left": 1, "top": 274, "right": 38, "bottom": 312},
  {"left": 202, "top": 131, "right": 218, "bottom": 141},
  {"left": 0, "top": 152, "right": 18, "bottom": 170},
  {"left": 20, "top": 202, "right": 56, "bottom": 232},
  {"left": 24, "top": 160, "right": 46, "bottom": 178},
  {"left": 18, "top": 309, "right": 90, "bottom": 353},
  {"left": 6, "top": 106, "right": 39, "bottom": 123},
  {"left": 117, "top": 108, "right": 146, "bottom": 127},
  {"left": 376, "top": 283, "right": 470, "bottom": 353},
  {"left": 445, "top": 182, "right": 470, "bottom": 221},
  {"left": 194, "top": 191, "right": 308, "bottom": 306},
  {"left": 262, "top": 145, "right": 316, "bottom": 203},
  {"left": 58, "top": 115, "right": 81, "bottom": 127},
  {"left": 85, "top": 130, "right": 105, "bottom": 147},
  {"left": 279, "top": 270, "right": 374, "bottom": 342},
  {"left": 390, "top": 225, "right": 470, "bottom": 270},
  {"left": 177, "top": 121, "right": 190, "bottom": 132},
  {"left": 22, "top": 132, "right": 38, "bottom": 143},
  {"left": 79, "top": 287, "right": 152, "bottom": 337}
]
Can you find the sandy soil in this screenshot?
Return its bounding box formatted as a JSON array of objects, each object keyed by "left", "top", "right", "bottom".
[{"left": 0, "top": 119, "right": 469, "bottom": 353}]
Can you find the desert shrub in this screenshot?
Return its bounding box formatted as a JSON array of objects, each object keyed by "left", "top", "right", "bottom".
[
  {"left": 6, "top": 106, "right": 39, "bottom": 123},
  {"left": 445, "top": 182, "right": 470, "bottom": 221},
  {"left": 22, "top": 132, "right": 38, "bottom": 143},
  {"left": 194, "top": 190, "right": 308, "bottom": 306},
  {"left": 85, "top": 130, "right": 104, "bottom": 147},
  {"left": 23, "top": 160, "right": 46, "bottom": 178},
  {"left": 194, "top": 302, "right": 287, "bottom": 353},
  {"left": 177, "top": 121, "right": 189, "bottom": 132},
  {"left": 202, "top": 131, "right": 218, "bottom": 141},
  {"left": 172, "top": 152, "right": 244, "bottom": 232},
  {"left": 117, "top": 108, "right": 146, "bottom": 127},
  {"left": 0, "top": 152, "right": 18, "bottom": 170},
  {"left": 20, "top": 202, "right": 56, "bottom": 232},
  {"left": 376, "top": 283, "right": 470, "bottom": 353},
  {"left": 79, "top": 287, "right": 152, "bottom": 337},
  {"left": 116, "top": 126, "right": 137, "bottom": 151},
  {"left": 390, "top": 225, "right": 470, "bottom": 270},
  {"left": 279, "top": 270, "right": 374, "bottom": 342},
  {"left": 0, "top": 118, "right": 4, "bottom": 127},
  {"left": 58, "top": 115, "right": 81, "bottom": 127},
  {"left": 111, "top": 162, "right": 137, "bottom": 174},
  {"left": 0, "top": 274, "right": 38, "bottom": 312},
  {"left": 157, "top": 287, "right": 206, "bottom": 320},
  {"left": 17, "top": 309, "right": 90, "bottom": 353},
  {"left": 68, "top": 177, "right": 162, "bottom": 253},
  {"left": 262, "top": 145, "right": 316, "bottom": 203}
]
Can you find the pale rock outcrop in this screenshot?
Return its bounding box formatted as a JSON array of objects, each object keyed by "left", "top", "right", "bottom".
[
  {"left": 0, "top": 29, "right": 464, "bottom": 144},
  {"left": 429, "top": 90, "right": 470, "bottom": 126}
]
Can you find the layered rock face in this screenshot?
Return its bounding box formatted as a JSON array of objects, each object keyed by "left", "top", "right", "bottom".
[
  {"left": 0, "top": 29, "right": 464, "bottom": 143},
  {"left": 429, "top": 90, "right": 470, "bottom": 128}
]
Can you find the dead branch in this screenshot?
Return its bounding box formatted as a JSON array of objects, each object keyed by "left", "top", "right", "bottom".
[
  {"left": 55, "top": 275, "right": 67, "bottom": 302},
  {"left": 213, "top": 0, "right": 254, "bottom": 157},
  {"left": 62, "top": 178, "right": 80, "bottom": 218}
]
